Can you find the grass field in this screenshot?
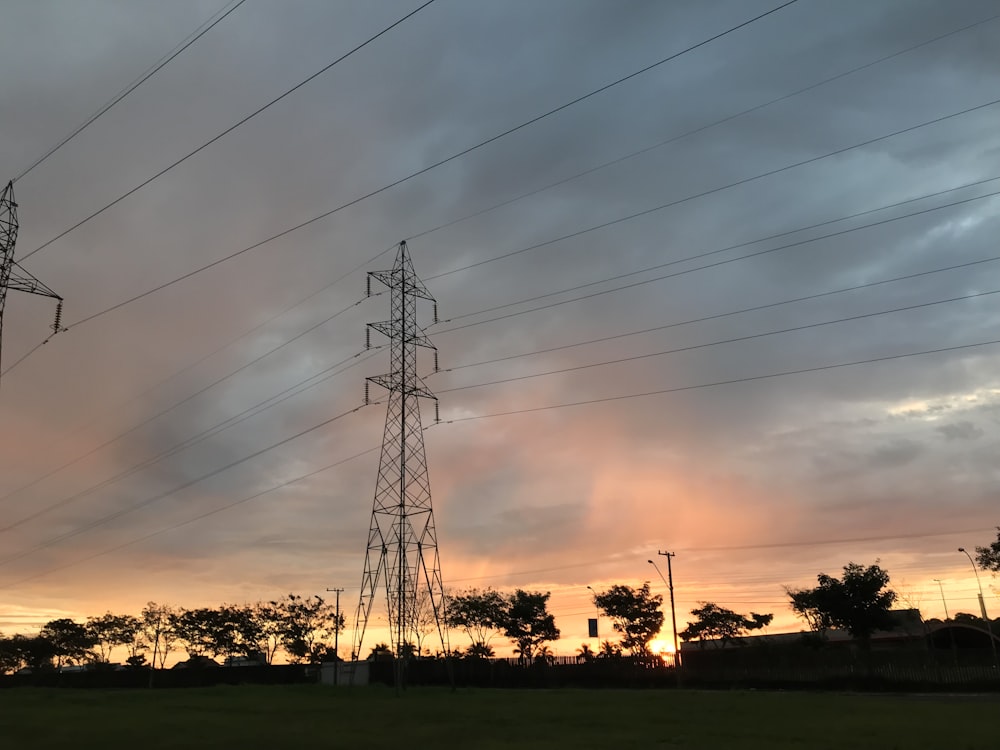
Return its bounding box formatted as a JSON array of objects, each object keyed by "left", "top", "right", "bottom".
[{"left": 0, "top": 685, "right": 996, "bottom": 749}]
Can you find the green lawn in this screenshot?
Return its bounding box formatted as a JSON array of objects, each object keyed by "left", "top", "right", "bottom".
[{"left": 0, "top": 685, "right": 995, "bottom": 749}]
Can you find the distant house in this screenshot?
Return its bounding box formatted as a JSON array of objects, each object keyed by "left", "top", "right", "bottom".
[
  {"left": 679, "top": 609, "right": 929, "bottom": 653},
  {"left": 171, "top": 656, "right": 220, "bottom": 669}
]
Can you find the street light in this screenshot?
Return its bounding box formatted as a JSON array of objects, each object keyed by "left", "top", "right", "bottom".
[
  {"left": 648, "top": 555, "right": 680, "bottom": 667},
  {"left": 958, "top": 547, "right": 998, "bottom": 668}
]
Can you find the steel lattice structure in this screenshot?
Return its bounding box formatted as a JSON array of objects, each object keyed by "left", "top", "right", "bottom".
[
  {"left": 353, "top": 241, "right": 449, "bottom": 675},
  {"left": 0, "top": 181, "right": 63, "bottom": 379}
]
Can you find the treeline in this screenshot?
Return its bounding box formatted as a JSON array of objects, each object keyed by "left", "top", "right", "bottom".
[{"left": 0, "top": 594, "right": 341, "bottom": 675}]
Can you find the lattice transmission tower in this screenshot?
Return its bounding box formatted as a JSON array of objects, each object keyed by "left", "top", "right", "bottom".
[
  {"left": 352, "top": 241, "right": 449, "bottom": 674},
  {"left": 0, "top": 181, "right": 64, "bottom": 382}
]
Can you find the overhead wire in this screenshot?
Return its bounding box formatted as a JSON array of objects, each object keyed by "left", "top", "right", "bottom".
[
  {"left": 0, "top": 294, "right": 374, "bottom": 507},
  {"left": 408, "top": 12, "right": 1000, "bottom": 245},
  {"left": 32, "top": 1, "right": 799, "bottom": 324},
  {"left": 0, "top": 347, "right": 383, "bottom": 533},
  {"left": 442, "top": 254, "right": 1000, "bottom": 373},
  {"left": 425, "top": 97, "right": 1000, "bottom": 284},
  {"left": 13, "top": 0, "right": 249, "bottom": 183},
  {"left": 0, "top": 401, "right": 375, "bottom": 569},
  {"left": 18, "top": 0, "right": 439, "bottom": 263},
  {"left": 435, "top": 288, "right": 1000, "bottom": 395},
  {"left": 433, "top": 186, "right": 1000, "bottom": 335},
  {"left": 437, "top": 337, "right": 1000, "bottom": 424},
  {"left": 0, "top": 439, "right": 385, "bottom": 591}
]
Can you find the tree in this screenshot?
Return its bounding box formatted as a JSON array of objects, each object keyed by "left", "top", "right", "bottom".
[
  {"left": 0, "top": 634, "right": 56, "bottom": 673},
  {"left": 0, "top": 635, "right": 22, "bottom": 674},
  {"left": 248, "top": 602, "right": 286, "bottom": 664},
  {"left": 277, "top": 594, "right": 343, "bottom": 664},
  {"left": 464, "top": 642, "right": 495, "bottom": 659},
  {"left": 679, "top": 603, "right": 772, "bottom": 648},
  {"left": 40, "top": 618, "right": 96, "bottom": 668},
  {"left": 499, "top": 589, "right": 559, "bottom": 665},
  {"left": 444, "top": 588, "right": 506, "bottom": 652},
  {"left": 410, "top": 588, "right": 441, "bottom": 657},
  {"left": 593, "top": 582, "right": 664, "bottom": 656},
  {"left": 171, "top": 608, "right": 227, "bottom": 659},
  {"left": 975, "top": 527, "right": 1000, "bottom": 572},
  {"left": 86, "top": 613, "right": 142, "bottom": 664},
  {"left": 787, "top": 561, "right": 897, "bottom": 647},
  {"left": 598, "top": 639, "right": 622, "bottom": 659},
  {"left": 576, "top": 643, "right": 595, "bottom": 663},
  {"left": 140, "top": 602, "right": 176, "bottom": 669}
]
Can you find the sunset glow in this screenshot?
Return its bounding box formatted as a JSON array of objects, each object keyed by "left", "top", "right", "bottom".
[{"left": 0, "top": 1, "right": 997, "bottom": 670}]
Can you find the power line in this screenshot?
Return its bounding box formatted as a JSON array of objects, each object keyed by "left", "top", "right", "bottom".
[
  {"left": 425, "top": 97, "right": 1000, "bottom": 283},
  {"left": 438, "top": 337, "right": 1000, "bottom": 424},
  {"left": 0, "top": 294, "right": 371, "bottom": 508},
  {"left": 409, "top": 12, "right": 1000, "bottom": 245},
  {"left": 0, "top": 441, "right": 383, "bottom": 590},
  {"left": 14, "top": 0, "right": 248, "bottom": 183},
  {"left": 0, "top": 347, "right": 381, "bottom": 533},
  {"left": 443, "top": 254, "right": 1000, "bottom": 373},
  {"left": 39, "top": 1, "right": 798, "bottom": 323},
  {"left": 434, "top": 186, "right": 1000, "bottom": 335},
  {"left": 0, "top": 402, "right": 373, "bottom": 569},
  {"left": 18, "top": 0, "right": 438, "bottom": 263},
  {"left": 436, "top": 288, "right": 1000, "bottom": 394}
]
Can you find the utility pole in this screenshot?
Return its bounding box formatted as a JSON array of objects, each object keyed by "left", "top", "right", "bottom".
[
  {"left": 657, "top": 550, "right": 680, "bottom": 668},
  {"left": 326, "top": 587, "right": 344, "bottom": 685},
  {"left": 0, "top": 181, "right": 64, "bottom": 383},
  {"left": 352, "top": 241, "right": 449, "bottom": 694},
  {"left": 934, "top": 578, "right": 958, "bottom": 666}
]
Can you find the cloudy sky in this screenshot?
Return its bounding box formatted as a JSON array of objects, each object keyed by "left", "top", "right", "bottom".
[{"left": 1, "top": 0, "right": 998, "bottom": 657}]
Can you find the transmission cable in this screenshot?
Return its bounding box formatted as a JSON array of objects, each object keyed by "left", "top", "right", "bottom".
[
  {"left": 443, "top": 253, "right": 1000, "bottom": 373},
  {"left": 18, "top": 0, "right": 438, "bottom": 262},
  {"left": 0, "top": 347, "right": 382, "bottom": 533},
  {"left": 14, "top": 0, "right": 248, "bottom": 183},
  {"left": 433, "top": 186, "right": 1000, "bottom": 335},
  {"left": 9, "top": 328, "right": 996, "bottom": 583},
  {"left": 409, "top": 12, "right": 1000, "bottom": 244},
  {"left": 436, "top": 288, "right": 1000, "bottom": 394},
  {"left": 0, "top": 440, "right": 384, "bottom": 589},
  {"left": 0, "top": 402, "right": 372, "bottom": 568},
  {"left": 0, "top": 294, "right": 373, "bottom": 507},
  {"left": 34, "top": 1, "right": 798, "bottom": 320},
  {"left": 437, "top": 338, "right": 1000, "bottom": 424},
  {"left": 425, "top": 97, "right": 1000, "bottom": 283}
]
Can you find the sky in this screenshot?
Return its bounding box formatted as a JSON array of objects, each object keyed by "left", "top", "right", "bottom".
[{"left": 0, "top": 0, "right": 999, "bottom": 659}]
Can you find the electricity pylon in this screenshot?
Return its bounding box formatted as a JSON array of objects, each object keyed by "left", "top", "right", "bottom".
[
  {"left": 0, "top": 181, "right": 64, "bottom": 381},
  {"left": 352, "top": 241, "right": 448, "bottom": 686}
]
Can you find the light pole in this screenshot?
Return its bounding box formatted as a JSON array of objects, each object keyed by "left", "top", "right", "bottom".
[
  {"left": 958, "top": 547, "right": 998, "bottom": 668},
  {"left": 648, "top": 555, "right": 680, "bottom": 667}
]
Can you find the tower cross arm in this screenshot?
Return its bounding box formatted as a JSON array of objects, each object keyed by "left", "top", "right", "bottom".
[
  {"left": 367, "top": 271, "right": 435, "bottom": 302},
  {"left": 367, "top": 373, "right": 436, "bottom": 401},
  {"left": 8, "top": 262, "right": 62, "bottom": 300},
  {"left": 368, "top": 320, "right": 436, "bottom": 349}
]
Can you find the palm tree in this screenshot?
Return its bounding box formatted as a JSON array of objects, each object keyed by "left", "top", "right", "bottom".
[
  {"left": 465, "top": 642, "right": 495, "bottom": 659},
  {"left": 576, "top": 643, "right": 595, "bottom": 663},
  {"left": 536, "top": 644, "right": 555, "bottom": 665},
  {"left": 598, "top": 639, "right": 622, "bottom": 659}
]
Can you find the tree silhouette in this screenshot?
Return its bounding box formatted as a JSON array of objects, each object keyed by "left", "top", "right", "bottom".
[
  {"left": 787, "top": 561, "right": 897, "bottom": 647},
  {"left": 500, "top": 589, "right": 559, "bottom": 665},
  {"left": 40, "top": 619, "right": 96, "bottom": 668},
  {"left": 445, "top": 588, "right": 505, "bottom": 652},
  {"left": 679, "top": 604, "right": 772, "bottom": 648},
  {"left": 975, "top": 527, "right": 1000, "bottom": 572},
  {"left": 592, "top": 582, "right": 664, "bottom": 656}
]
